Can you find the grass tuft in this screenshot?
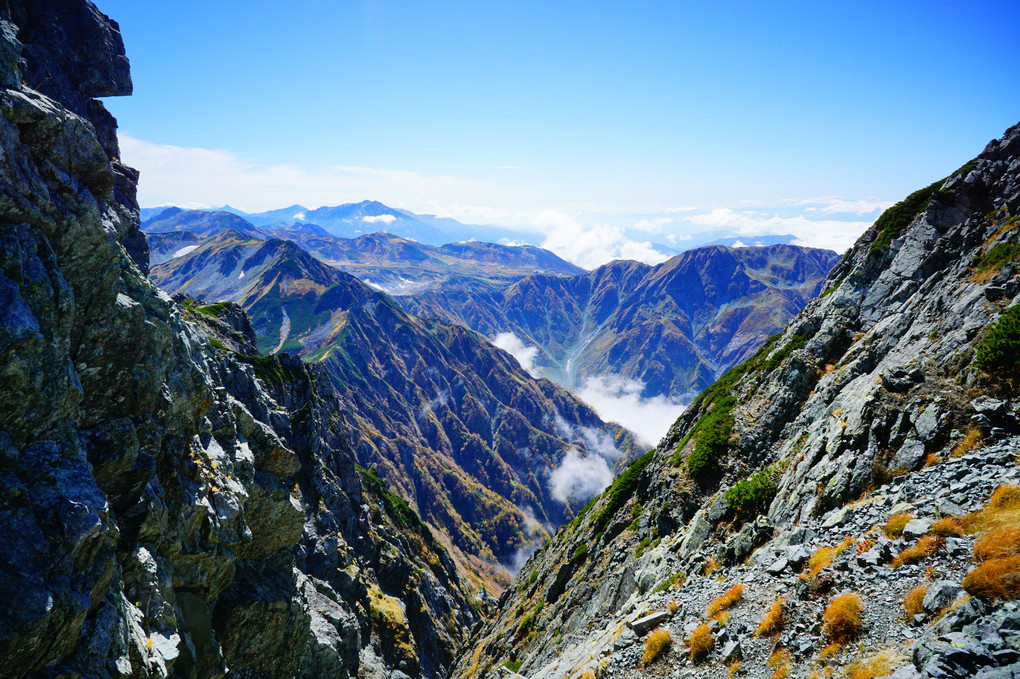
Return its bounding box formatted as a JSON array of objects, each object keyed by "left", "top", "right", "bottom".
[
  {"left": 822, "top": 593, "right": 864, "bottom": 644},
  {"left": 707, "top": 583, "right": 745, "bottom": 617},
  {"left": 903, "top": 584, "right": 929, "bottom": 617},
  {"left": 951, "top": 428, "right": 984, "bottom": 458},
  {"left": 641, "top": 627, "right": 670, "bottom": 665},
  {"left": 930, "top": 517, "right": 965, "bottom": 537},
  {"left": 755, "top": 597, "right": 786, "bottom": 637},
  {"left": 892, "top": 535, "right": 944, "bottom": 568},
  {"left": 883, "top": 513, "right": 914, "bottom": 538},
  {"left": 847, "top": 649, "right": 908, "bottom": 679},
  {"left": 801, "top": 536, "right": 855, "bottom": 580},
  {"left": 688, "top": 623, "right": 713, "bottom": 662}
]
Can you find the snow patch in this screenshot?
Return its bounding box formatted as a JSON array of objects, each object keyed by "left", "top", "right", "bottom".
[
  {"left": 171, "top": 245, "right": 198, "bottom": 259},
  {"left": 238, "top": 270, "right": 245, "bottom": 279}
]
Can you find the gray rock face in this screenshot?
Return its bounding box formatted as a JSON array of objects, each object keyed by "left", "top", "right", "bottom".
[{"left": 0, "top": 3, "right": 474, "bottom": 678}]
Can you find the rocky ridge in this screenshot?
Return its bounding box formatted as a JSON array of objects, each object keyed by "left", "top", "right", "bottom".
[
  {"left": 453, "top": 123, "right": 1020, "bottom": 679},
  {"left": 0, "top": 3, "right": 476, "bottom": 678}
]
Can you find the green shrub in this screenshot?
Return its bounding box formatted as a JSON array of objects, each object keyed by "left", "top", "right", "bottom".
[
  {"left": 869, "top": 178, "right": 947, "bottom": 254},
  {"left": 572, "top": 542, "right": 589, "bottom": 561},
  {"left": 975, "top": 306, "right": 1020, "bottom": 382},
  {"left": 358, "top": 465, "right": 432, "bottom": 539},
  {"left": 685, "top": 396, "right": 735, "bottom": 480},
  {"left": 592, "top": 450, "right": 655, "bottom": 534},
  {"left": 974, "top": 242, "right": 1020, "bottom": 276},
  {"left": 516, "top": 602, "right": 544, "bottom": 638},
  {"left": 504, "top": 660, "right": 523, "bottom": 673},
  {"left": 671, "top": 333, "right": 808, "bottom": 479},
  {"left": 653, "top": 572, "right": 686, "bottom": 594},
  {"left": 725, "top": 465, "right": 780, "bottom": 522},
  {"left": 635, "top": 537, "right": 652, "bottom": 558}
]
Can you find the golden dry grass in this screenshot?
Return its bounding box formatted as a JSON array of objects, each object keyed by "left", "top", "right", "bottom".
[
  {"left": 892, "top": 535, "right": 944, "bottom": 568},
  {"left": 847, "top": 649, "right": 908, "bottom": 679},
  {"left": 823, "top": 593, "right": 864, "bottom": 644},
  {"left": 641, "top": 627, "right": 670, "bottom": 665},
  {"left": 707, "top": 584, "right": 745, "bottom": 617},
  {"left": 688, "top": 623, "right": 713, "bottom": 662},
  {"left": 883, "top": 513, "right": 914, "bottom": 538},
  {"left": 974, "top": 526, "right": 1020, "bottom": 562},
  {"left": 800, "top": 536, "right": 855, "bottom": 580},
  {"left": 727, "top": 661, "right": 740, "bottom": 679},
  {"left": 667, "top": 600, "right": 680, "bottom": 615},
  {"left": 951, "top": 428, "right": 983, "bottom": 458},
  {"left": 755, "top": 597, "right": 786, "bottom": 637},
  {"left": 930, "top": 517, "right": 965, "bottom": 537},
  {"left": 768, "top": 649, "right": 792, "bottom": 679},
  {"left": 903, "top": 584, "right": 929, "bottom": 617},
  {"left": 963, "top": 556, "right": 1020, "bottom": 601},
  {"left": 819, "top": 643, "right": 842, "bottom": 659},
  {"left": 704, "top": 556, "right": 721, "bottom": 576}
]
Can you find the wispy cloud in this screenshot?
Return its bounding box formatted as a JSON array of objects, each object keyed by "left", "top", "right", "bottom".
[
  {"left": 548, "top": 447, "right": 614, "bottom": 504},
  {"left": 362, "top": 214, "right": 396, "bottom": 224},
  {"left": 683, "top": 208, "right": 872, "bottom": 253},
  {"left": 576, "top": 375, "right": 686, "bottom": 447},
  {"left": 491, "top": 332, "right": 539, "bottom": 375},
  {"left": 118, "top": 135, "right": 534, "bottom": 219}
]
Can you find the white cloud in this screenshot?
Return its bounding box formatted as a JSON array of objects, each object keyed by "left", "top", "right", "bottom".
[
  {"left": 576, "top": 375, "right": 687, "bottom": 448},
  {"left": 548, "top": 447, "right": 614, "bottom": 504},
  {"left": 788, "top": 196, "right": 890, "bottom": 215},
  {"left": 118, "top": 135, "right": 533, "bottom": 217},
  {"left": 292, "top": 211, "right": 306, "bottom": 221},
  {"left": 731, "top": 240, "right": 747, "bottom": 248},
  {"left": 534, "top": 210, "right": 672, "bottom": 269},
  {"left": 363, "top": 214, "right": 396, "bottom": 224},
  {"left": 633, "top": 217, "right": 674, "bottom": 233},
  {"left": 684, "top": 208, "right": 871, "bottom": 253},
  {"left": 491, "top": 332, "right": 539, "bottom": 375}
]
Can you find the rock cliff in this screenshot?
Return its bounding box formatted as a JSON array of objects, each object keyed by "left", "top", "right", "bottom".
[
  {"left": 0, "top": 3, "right": 474, "bottom": 677},
  {"left": 454, "top": 124, "right": 1020, "bottom": 679}
]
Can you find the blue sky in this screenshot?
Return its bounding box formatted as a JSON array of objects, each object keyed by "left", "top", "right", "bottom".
[{"left": 98, "top": 0, "right": 1020, "bottom": 263}]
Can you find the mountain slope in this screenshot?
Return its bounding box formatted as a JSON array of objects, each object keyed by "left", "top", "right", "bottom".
[
  {"left": 152, "top": 234, "right": 638, "bottom": 582},
  {"left": 454, "top": 124, "right": 1020, "bottom": 679},
  {"left": 402, "top": 243, "right": 839, "bottom": 400},
  {"left": 0, "top": 4, "right": 477, "bottom": 678}
]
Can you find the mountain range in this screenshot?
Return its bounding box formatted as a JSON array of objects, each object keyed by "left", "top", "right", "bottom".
[
  {"left": 11, "top": 4, "right": 1020, "bottom": 679},
  {"left": 401, "top": 243, "right": 839, "bottom": 401},
  {"left": 150, "top": 230, "right": 638, "bottom": 586},
  {"left": 144, "top": 208, "right": 583, "bottom": 294}
]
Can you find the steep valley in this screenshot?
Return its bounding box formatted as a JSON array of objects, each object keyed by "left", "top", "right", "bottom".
[
  {"left": 150, "top": 229, "right": 639, "bottom": 588},
  {"left": 5, "top": 2, "right": 1020, "bottom": 679},
  {"left": 455, "top": 124, "right": 1020, "bottom": 679}
]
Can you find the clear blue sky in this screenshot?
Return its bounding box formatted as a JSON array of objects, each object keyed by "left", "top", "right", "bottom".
[{"left": 97, "top": 0, "right": 1020, "bottom": 259}]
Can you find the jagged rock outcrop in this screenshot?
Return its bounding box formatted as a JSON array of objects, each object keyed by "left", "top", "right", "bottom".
[
  {"left": 0, "top": 3, "right": 474, "bottom": 677},
  {"left": 453, "top": 124, "right": 1020, "bottom": 678}
]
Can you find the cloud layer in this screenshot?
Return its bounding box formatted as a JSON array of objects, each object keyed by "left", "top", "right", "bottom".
[
  {"left": 576, "top": 375, "right": 687, "bottom": 448},
  {"left": 491, "top": 332, "right": 539, "bottom": 375},
  {"left": 548, "top": 448, "right": 614, "bottom": 504}
]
